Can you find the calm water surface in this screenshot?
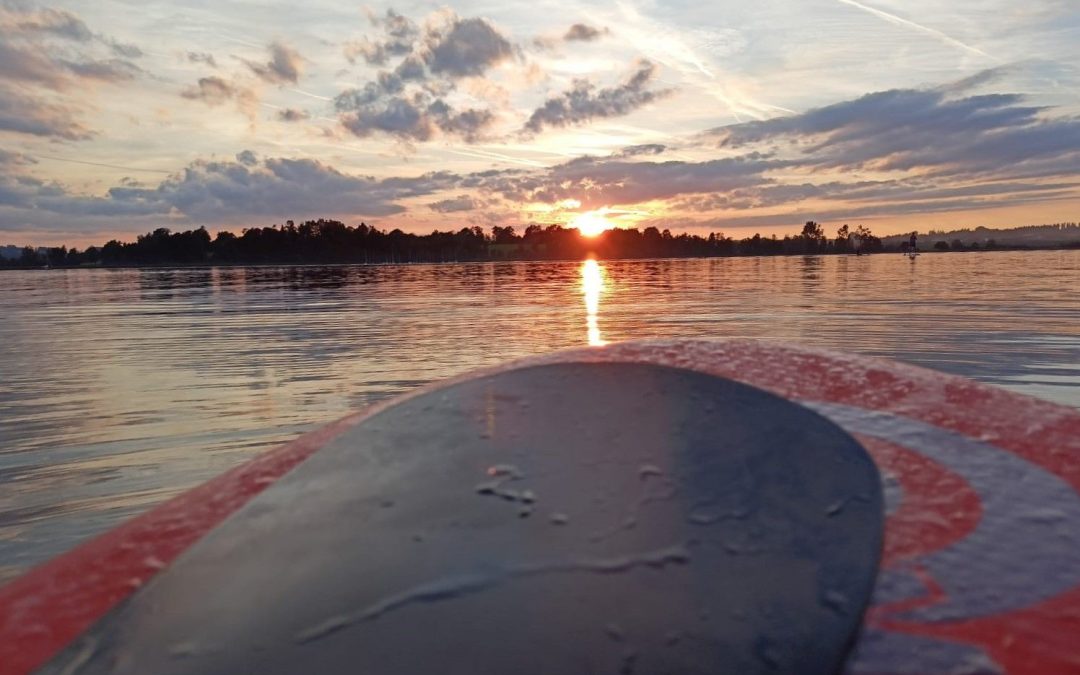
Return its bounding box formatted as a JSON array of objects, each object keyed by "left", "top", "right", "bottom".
[{"left": 1, "top": 250, "right": 1079, "bottom": 578}]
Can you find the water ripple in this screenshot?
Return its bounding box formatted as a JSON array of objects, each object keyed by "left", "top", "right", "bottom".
[{"left": 0, "top": 251, "right": 1077, "bottom": 578}]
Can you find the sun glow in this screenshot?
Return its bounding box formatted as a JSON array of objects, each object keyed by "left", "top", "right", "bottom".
[{"left": 571, "top": 210, "right": 614, "bottom": 237}]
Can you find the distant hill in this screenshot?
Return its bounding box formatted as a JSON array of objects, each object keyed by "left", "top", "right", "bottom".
[{"left": 883, "top": 223, "right": 1080, "bottom": 248}]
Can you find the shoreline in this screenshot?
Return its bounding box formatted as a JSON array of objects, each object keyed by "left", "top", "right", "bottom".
[{"left": 3, "top": 244, "right": 1078, "bottom": 271}]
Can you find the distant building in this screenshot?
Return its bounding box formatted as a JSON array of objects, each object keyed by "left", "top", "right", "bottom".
[{"left": 0, "top": 245, "right": 24, "bottom": 260}]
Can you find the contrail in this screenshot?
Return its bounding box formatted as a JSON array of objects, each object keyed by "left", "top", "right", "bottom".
[
  {"left": 288, "top": 88, "right": 333, "bottom": 102},
  {"left": 837, "top": 0, "right": 994, "bottom": 60},
  {"left": 442, "top": 147, "right": 548, "bottom": 168},
  {"left": 611, "top": 0, "right": 792, "bottom": 122},
  {"left": 32, "top": 154, "right": 174, "bottom": 174},
  {"left": 213, "top": 33, "right": 263, "bottom": 49}
]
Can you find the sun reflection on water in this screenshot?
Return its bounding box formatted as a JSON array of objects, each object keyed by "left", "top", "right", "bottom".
[{"left": 581, "top": 258, "right": 606, "bottom": 346}]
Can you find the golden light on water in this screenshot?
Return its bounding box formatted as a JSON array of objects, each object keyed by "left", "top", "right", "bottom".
[
  {"left": 571, "top": 210, "right": 614, "bottom": 237},
  {"left": 581, "top": 259, "right": 606, "bottom": 346}
]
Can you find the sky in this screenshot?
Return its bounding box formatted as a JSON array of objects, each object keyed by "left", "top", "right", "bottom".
[{"left": 1, "top": 0, "right": 1079, "bottom": 246}]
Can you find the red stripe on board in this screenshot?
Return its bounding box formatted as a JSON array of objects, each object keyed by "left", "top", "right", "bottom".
[
  {"left": 857, "top": 436, "right": 982, "bottom": 566},
  {"left": 879, "top": 586, "right": 1080, "bottom": 674},
  {"left": 0, "top": 413, "right": 362, "bottom": 675}
]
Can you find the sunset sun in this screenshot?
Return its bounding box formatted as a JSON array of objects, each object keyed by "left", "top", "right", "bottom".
[{"left": 571, "top": 210, "right": 614, "bottom": 237}]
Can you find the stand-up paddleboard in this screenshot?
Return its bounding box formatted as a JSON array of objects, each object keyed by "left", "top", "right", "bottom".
[{"left": 2, "top": 340, "right": 1079, "bottom": 674}]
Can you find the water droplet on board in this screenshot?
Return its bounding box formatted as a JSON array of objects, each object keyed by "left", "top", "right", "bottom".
[
  {"left": 638, "top": 464, "right": 663, "bottom": 479},
  {"left": 168, "top": 642, "right": 199, "bottom": 659},
  {"left": 688, "top": 511, "right": 721, "bottom": 525},
  {"left": 1022, "top": 508, "right": 1066, "bottom": 523},
  {"left": 821, "top": 590, "right": 848, "bottom": 614},
  {"left": 143, "top": 555, "right": 166, "bottom": 570},
  {"left": 605, "top": 623, "right": 625, "bottom": 642},
  {"left": 487, "top": 464, "right": 524, "bottom": 479},
  {"left": 755, "top": 637, "right": 781, "bottom": 669}
]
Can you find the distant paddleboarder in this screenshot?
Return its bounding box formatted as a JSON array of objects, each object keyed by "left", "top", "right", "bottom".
[{"left": 907, "top": 231, "right": 918, "bottom": 259}]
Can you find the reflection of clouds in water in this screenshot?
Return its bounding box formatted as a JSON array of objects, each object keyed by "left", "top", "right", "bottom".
[{"left": 581, "top": 259, "right": 606, "bottom": 346}]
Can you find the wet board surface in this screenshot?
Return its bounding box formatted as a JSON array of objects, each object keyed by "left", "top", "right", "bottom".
[
  {"left": 34, "top": 363, "right": 884, "bottom": 675},
  {"left": 2, "top": 339, "right": 1080, "bottom": 675}
]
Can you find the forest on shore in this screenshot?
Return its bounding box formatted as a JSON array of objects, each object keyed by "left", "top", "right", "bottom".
[{"left": 2, "top": 219, "right": 1077, "bottom": 268}]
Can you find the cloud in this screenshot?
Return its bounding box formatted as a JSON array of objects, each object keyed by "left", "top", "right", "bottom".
[
  {"left": 0, "top": 4, "right": 142, "bottom": 139},
  {"left": 277, "top": 107, "right": 310, "bottom": 122},
  {"left": 347, "top": 9, "right": 514, "bottom": 79},
  {"left": 60, "top": 57, "right": 140, "bottom": 83},
  {"left": 105, "top": 38, "right": 141, "bottom": 58},
  {"left": 0, "top": 40, "right": 69, "bottom": 88},
  {"left": 0, "top": 6, "right": 142, "bottom": 88},
  {"left": 345, "top": 9, "right": 418, "bottom": 65},
  {"left": 706, "top": 72, "right": 1080, "bottom": 179},
  {"left": 0, "top": 40, "right": 139, "bottom": 89},
  {"left": 0, "top": 6, "right": 92, "bottom": 41},
  {"left": 428, "top": 195, "right": 479, "bottom": 212},
  {"left": 0, "top": 152, "right": 463, "bottom": 231},
  {"left": 178, "top": 74, "right": 258, "bottom": 121},
  {"left": 524, "top": 60, "right": 673, "bottom": 133},
  {"left": 474, "top": 71, "right": 1080, "bottom": 214},
  {"left": 181, "top": 76, "right": 247, "bottom": 106},
  {"left": 659, "top": 186, "right": 1080, "bottom": 233},
  {"left": 337, "top": 92, "right": 495, "bottom": 143},
  {"left": 673, "top": 178, "right": 1078, "bottom": 213},
  {"left": 245, "top": 40, "right": 303, "bottom": 85},
  {"left": 614, "top": 143, "right": 667, "bottom": 157},
  {"left": 532, "top": 23, "right": 609, "bottom": 50},
  {"left": 424, "top": 17, "right": 514, "bottom": 78},
  {"left": 475, "top": 152, "right": 785, "bottom": 208},
  {"left": 0, "top": 148, "right": 36, "bottom": 168},
  {"left": 235, "top": 150, "right": 258, "bottom": 166},
  {"left": 0, "top": 5, "right": 141, "bottom": 56},
  {"left": 564, "top": 23, "right": 608, "bottom": 42},
  {"left": 334, "top": 71, "right": 407, "bottom": 110},
  {"left": 333, "top": 11, "right": 517, "bottom": 144},
  {"left": 0, "top": 147, "right": 775, "bottom": 233},
  {"left": 344, "top": 40, "right": 390, "bottom": 66},
  {"left": 338, "top": 94, "right": 435, "bottom": 141},
  {"left": 0, "top": 84, "right": 93, "bottom": 140},
  {"left": 187, "top": 51, "right": 217, "bottom": 68},
  {"left": 428, "top": 102, "right": 494, "bottom": 142}
]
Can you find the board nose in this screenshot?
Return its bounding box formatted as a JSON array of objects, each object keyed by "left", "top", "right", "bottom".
[{"left": 41, "top": 362, "right": 883, "bottom": 675}]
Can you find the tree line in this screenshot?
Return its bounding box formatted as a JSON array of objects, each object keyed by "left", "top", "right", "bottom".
[{"left": 1, "top": 220, "right": 896, "bottom": 268}]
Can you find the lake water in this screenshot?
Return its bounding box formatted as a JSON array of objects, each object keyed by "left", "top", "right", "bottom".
[{"left": 1, "top": 250, "right": 1078, "bottom": 580}]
